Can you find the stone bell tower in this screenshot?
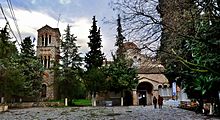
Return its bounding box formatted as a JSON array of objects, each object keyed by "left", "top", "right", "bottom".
[{"left": 36, "top": 25, "right": 60, "bottom": 100}]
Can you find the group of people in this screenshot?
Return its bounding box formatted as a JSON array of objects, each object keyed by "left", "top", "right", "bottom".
[{"left": 153, "top": 95, "right": 163, "bottom": 109}]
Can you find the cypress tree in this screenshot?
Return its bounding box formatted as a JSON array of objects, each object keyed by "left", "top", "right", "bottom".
[
  {"left": 85, "top": 16, "right": 105, "bottom": 70},
  {"left": 84, "top": 16, "right": 106, "bottom": 106},
  {"left": 115, "top": 14, "right": 125, "bottom": 47},
  {"left": 115, "top": 14, "right": 125, "bottom": 57},
  {"left": 106, "top": 15, "right": 138, "bottom": 106}
]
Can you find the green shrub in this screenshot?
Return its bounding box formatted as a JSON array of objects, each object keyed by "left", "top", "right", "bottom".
[{"left": 73, "top": 99, "right": 91, "bottom": 106}]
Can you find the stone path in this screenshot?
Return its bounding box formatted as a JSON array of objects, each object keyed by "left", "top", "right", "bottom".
[{"left": 0, "top": 106, "right": 219, "bottom": 120}]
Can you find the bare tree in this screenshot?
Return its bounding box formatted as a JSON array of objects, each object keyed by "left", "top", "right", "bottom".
[
  {"left": 110, "top": 0, "right": 196, "bottom": 60},
  {"left": 110, "top": 0, "right": 162, "bottom": 56}
]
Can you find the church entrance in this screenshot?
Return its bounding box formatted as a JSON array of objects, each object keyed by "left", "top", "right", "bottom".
[{"left": 137, "top": 82, "right": 153, "bottom": 105}]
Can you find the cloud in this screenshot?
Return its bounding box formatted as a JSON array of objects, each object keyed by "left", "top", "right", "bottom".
[
  {"left": 22, "top": 10, "right": 90, "bottom": 52},
  {"left": 31, "top": 0, "right": 36, "bottom": 4},
  {"left": 0, "top": 1, "right": 116, "bottom": 60},
  {"left": 71, "top": 18, "right": 91, "bottom": 52},
  {"left": 0, "top": 7, "right": 61, "bottom": 48},
  {"left": 12, "top": 8, "right": 58, "bottom": 34},
  {"left": 1, "top": 7, "right": 92, "bottom": 54},
  {"left": 59, "top": 0, "right": 71, "bottom": 5},
  {"left": 58, "top": 17, "right": 91, "bottom": 54}
]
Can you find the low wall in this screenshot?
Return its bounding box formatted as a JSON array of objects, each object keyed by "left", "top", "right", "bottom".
[
  {"left": 8, "top": 102, "right": 34, "bottom": 108},
  {"left": 8, "top": 102, "right": 64, "bottom": 108},
  {"left": 33, "top": 102, "right": 64, "bottom": 107}
]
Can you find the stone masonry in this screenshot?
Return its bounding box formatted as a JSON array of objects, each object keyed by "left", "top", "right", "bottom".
[
  {"left": 36, "top": 25, "right": 60, "bottom": 100},
  {"left": 122, "top": 42, "right": 170, "bottom": 105}
]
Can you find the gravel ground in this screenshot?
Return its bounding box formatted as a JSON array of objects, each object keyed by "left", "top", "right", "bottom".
[{"left": 0, "top": 105, "right": 219, "bottom": 120}]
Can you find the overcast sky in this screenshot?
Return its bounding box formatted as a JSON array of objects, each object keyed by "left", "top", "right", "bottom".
[{"left": 0, "top": 0, "right": 117, "bottom": 60}]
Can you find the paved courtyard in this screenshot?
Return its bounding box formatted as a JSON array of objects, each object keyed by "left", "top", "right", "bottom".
[{"left": 0, "top": 105, "right": 219, "bottom": 120}]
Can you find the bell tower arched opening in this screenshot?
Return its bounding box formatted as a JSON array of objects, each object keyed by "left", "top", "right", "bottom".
[{"left": 41, "top": 84, "right": 47, "bottom": 98}]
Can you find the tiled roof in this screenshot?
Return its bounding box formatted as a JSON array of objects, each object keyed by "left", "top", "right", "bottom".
[
  {"left": 122, "top": 42, "right": 140, "bottom": 51},
  {"left": 37, "top": 25, "right": 61, "bottom": 36},
  {"left": 137, "top": 65, "right": 165, "bottom": 74}
]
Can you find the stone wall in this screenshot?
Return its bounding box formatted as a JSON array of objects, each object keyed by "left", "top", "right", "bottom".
[
  {"left": 121, "top": 42, "right": 170, "bottom": 105},
  {"left": 8, "top": 102, "right": 64, "bottom": 108},
  {"left": 37, "top": 25, "right": 60, "bottom": 100}
]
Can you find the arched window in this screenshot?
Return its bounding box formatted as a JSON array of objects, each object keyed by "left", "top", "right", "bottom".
[
  {"left": 133, "top": 56, "right": 137, "bottom": 60},
  {"left": 42, "top": 35, "right": 44, "bottom": 46},
  {"left": 49, "top": 35, "right": 51, "bottom": 44},
  {"left": 158, "top": 85, "right": 162, "bottom": 88},
  {"left": 41, "top": 84, "right": 47, "bottom": 98},
  {"left": 45, "top": 33, "right": 48, "bottom": 46},
  {"left": 132, "top": 56, "right": 139, "bottom": 68},
  {"left": 164, "top": 85, "right": 167, "bottom": 88},
  {"left": 48, "top": 56, "right": 50, "bottom": 68},
  {"left": 44, "top": 56, "right": 47, "bottom": 68},
  {"left": 138, "top": 58, "right": 141, "bottom": 62}
]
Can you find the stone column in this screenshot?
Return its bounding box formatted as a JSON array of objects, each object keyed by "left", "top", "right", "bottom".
[
  {"left": 147, "top": 93, "right": 152, "bottom": 105},
  {"left": 121, "top": 97, "right": 123, "bottom": 106},
  {"left": 65, "top": 98, "right": 68, "bottom": 106},
  {"left": 132, "top": 89, "right": 138, "bottom": 105}
]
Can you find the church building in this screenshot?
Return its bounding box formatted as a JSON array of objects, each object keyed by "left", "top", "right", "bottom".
[
  {"left": 121, "top": 42, "right": 171, "bottom": 105},
  {"left": 36, "top": 25, "right": 183, "bottom": 105}
]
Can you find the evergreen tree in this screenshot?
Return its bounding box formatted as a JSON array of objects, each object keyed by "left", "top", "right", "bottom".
[
  {"left": 57, "top": 25, "right": 84, "bottom": 105},
  {"left": 83, "top": 67, "right": 107, "bottom": 106},
  {"left": 2, "top": 57, "right": 25, "bottom": 102},
  {"left": 0, "top": 25, "right": 17, "bottom": 59},
  {"left": 61, "top": 25, "right": 82, "bottom": 69},
  {"left": 115, "top": 14, "right": 124, "bottom": 47},
  {"left": 19, "top": 37, "right": 44, "bottom": 100},
  {"left": 158, "top": 0, "right": 220, "bottom": 113},
  {"left": 0, "top": 24, "right": 22, "bottom": 102},
  {"left": 105, "top": 16, "right": 138, "bottom": 106},
  {"left": 20, "top": 37, "right": 35, "bottom": 59},
  {"left": 115, "top": 14, "right": 125, "bottom": 57},
  {"left": 84, "top": 16, "right": 105, "bottom": 106},
  {"left": 106, "top": 57, "right": 138, "bottom": 106},
  {"left": 85, "top": 16, "right": 105, "bottom": 70}
]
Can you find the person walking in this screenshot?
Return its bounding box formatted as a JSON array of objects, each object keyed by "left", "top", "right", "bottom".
[
  {"left": 158, "top": 95, "right": 163, "bottom": 109},
  {"left": 153, "top": 96, "right": 157, "bottom": 109}
]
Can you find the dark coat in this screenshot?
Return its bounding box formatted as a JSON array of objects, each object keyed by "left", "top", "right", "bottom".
[
  {"left": 158, "top": 96, "right": 163, "bottom": 105},
  {"left": 153, "top": 97, "right": 157, "bottom": 104}
]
